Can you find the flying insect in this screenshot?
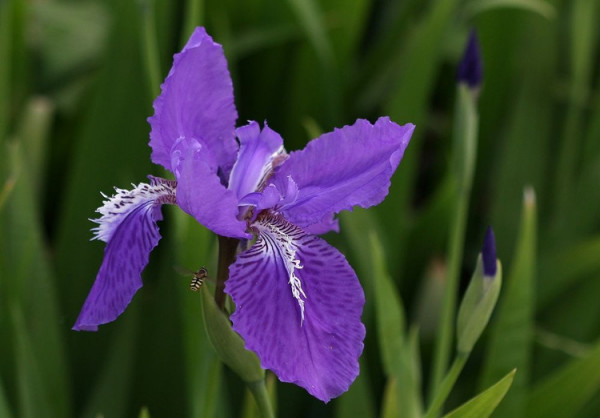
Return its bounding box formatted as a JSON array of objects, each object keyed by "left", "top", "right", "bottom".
[{"left": 189, "top": 267, "right": 208, "bottom": 292}]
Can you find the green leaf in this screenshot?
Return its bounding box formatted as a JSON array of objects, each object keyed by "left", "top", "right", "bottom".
[
  {"left": 173, "top": 209, "right": 223, "bottom": 418},
  {"left": 0, "top": 0, "right": 14, "bottom": 142},
  {"left": 242, "top": 373, "right": 277, "bottom": 418},
  {"left": 31, "top": 1, "right": 109, "bottom": 84},
  {"left": 0, "top": 376, "right": 13, "bottom": 418},
  {"left": 479, "top": 189, "right": 536, "bottom": 417},
  {"left": 81, "top": 310, "right": 139, "bottom": 418},
  {"left": 1, "top": 107, "right": 70, "bottom": 418},
  {"left": 444, "top": 369, "right": 516, "bottom": 418},
  {"left": 201, "top": 285, "right": 264, "bottom": 384},
  {"left": 139, "top": 406, "right": 151, "bottom": 418},
  {"left": 375, "top": 0, "right": 461, "bottom": 248},
  {"left": 527, "top": 339, "right": 600, "bottom": 417},
  {"left": 371, "top": 232, "right": 422, "bottom": 418},
  {"left": 463, "top": 0, "right": 556, "bottom": 20},
  {"left": 538, "top": 235, "right": 600, "bottom": 309},
  {"left": 335, "top": 358, "right": 376, "bottom": 418},
  {"left": 11, "top": 304, "right": 54, "bottom": 418},
  {"left": 380, "top": 377, "right": 400, "bottom": 418},
  {"left": 372, "top": 231, "right": 406, "bottom": 375}
]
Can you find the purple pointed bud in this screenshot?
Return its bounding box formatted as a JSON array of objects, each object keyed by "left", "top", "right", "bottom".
[
  {"left": 457, "top": 29, "right": 483, "bottom": 88},
  {"left": 482, "top": 225, "right": 496, "bottom": 277}
]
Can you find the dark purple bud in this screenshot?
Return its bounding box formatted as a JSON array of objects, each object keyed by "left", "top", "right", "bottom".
[
  {"left": 482, "top": 225, "right": 496, "bottom": 277},
  {"left": 457, "top": 29, "right": 483, "bottom": 88}
]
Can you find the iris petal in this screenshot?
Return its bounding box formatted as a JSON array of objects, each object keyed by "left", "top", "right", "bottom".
[
  {"left": 174, "top": 138, "right": 250, "bottom": 239},
  {"left": 271, "top": 117, "right": 414, "bottom": 229},
  {"left": 148, "top": 27, "right": 238, "bottom": 174},
  {"left": 228, "top": 121, "right": 285, "bottom": 200},
  {"left": 226, "top": 213, "right": 365, "bottom": 402},
  {"left": 74, "top": 178, "right": 176, "bottom": 331}
]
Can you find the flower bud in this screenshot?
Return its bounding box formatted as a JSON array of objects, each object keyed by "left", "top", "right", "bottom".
[
  {"left": 457, "top": 29, "right": 483, "bottom": 90},
  {"left": 456, "top": 227, "right": 501, "bottom": 355},
  {"left": 201, "top": 286, "right": 264, "bottom": 383}
]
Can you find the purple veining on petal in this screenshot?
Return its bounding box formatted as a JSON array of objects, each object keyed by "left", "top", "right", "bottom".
[
  {"left": 148, "top": 27, "right": 238, "bottom": 174},
  {"left": 228, "top": 121, "right": 285, "bottom": 200},
  {"left": 301, "top": 213, "right": 339, "bottom": 235},
  {"left": 90, "top": 177, "right": 176, "bottom": 243},
  {"left": 74, "top": 179, "right": 175, "bottom": 331},
  {"left": 226, "top": 213, "right": 365, "bottom": 402},
  {"left": 270, "top": 117, "right": 414, "bottom": 230},
  {"left": 174, "top": 137, "right": 250, "bottom": 239}
]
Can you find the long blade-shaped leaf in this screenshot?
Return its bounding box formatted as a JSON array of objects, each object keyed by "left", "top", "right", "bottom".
[
  {"left": 479, "top": 189, "right": 536, "bottom": 417},
  {"left": 527, "top": 339, "right": 600, "bottom": 416},
  {"left": 444, "top": 369, "right": 516, "bottom": 418},
  {"left": 372, "top": 232, "right": 422, "bottom": 418}
]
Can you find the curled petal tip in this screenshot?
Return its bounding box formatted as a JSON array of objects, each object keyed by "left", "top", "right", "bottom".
[
  {"left": 482, "top": 225, "right": 497, "bottom": 277},
  {"left": 457, "top": 29, "right": 483, "bottom": 89}
]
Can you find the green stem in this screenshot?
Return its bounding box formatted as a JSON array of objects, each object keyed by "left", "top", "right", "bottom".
[
  {"left": 215, "top": 235, "right": 239, "bottom": 310},
  {"left": 247, "top": 379, "right": 275, "bottom": 418},
  {"left": 425, "top": 354, "right": 468, "bottom": 418},
  {"left": 430, "top": 85, "right": 478, "bottom": 397},
  {"left": 139, "top": 0, "right": 161, "bottom": 100}
]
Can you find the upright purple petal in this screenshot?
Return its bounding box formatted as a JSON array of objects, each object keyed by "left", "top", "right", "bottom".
[
  {"left": 174, "top": 137, "right": 250, "bottom": 239},
  {"left": 270, "top": 117, "right": 414, "bottom": 229},
  {"left": 228, "top": 121, "right": 285, "bottom": 200},
  {"left": 74, "top": 177, "right": 176, "bottom": 331},
  {"left": 226, "top": 213, "right": 365, "bottom": 402},
  {"left": 148, "top": 27, "right": 238, "bottom": 174}
]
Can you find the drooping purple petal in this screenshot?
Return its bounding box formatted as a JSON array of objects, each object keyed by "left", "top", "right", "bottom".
[
  {"left": 228, "top": 121, "right": 285, "bottom": 200},
  {"left": 270, "top": 117, "right": 414, "bottom": 230},
  {"left": 226, "top": 213, "right": 365, "bottom": 402},
  {"left": 173, "top": 137, "right": 250, "bottom": 239},
  {"left": 148, "top": 27, "right": 238, "bottom": 174},
  {"left": 74, "top": 177, "right": 176, "bottom": 331}
]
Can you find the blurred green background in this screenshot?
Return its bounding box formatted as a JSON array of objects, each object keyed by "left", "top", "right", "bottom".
[{"left": 1, "top": 0, "right": 600, "bottom": 417}]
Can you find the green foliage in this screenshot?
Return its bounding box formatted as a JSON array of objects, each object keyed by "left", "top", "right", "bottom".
[
  {"left": 444, "top": 369, "right": 516, "bottom": 418},
  {"left": 527, "top": 340, "right": 600, "bottom": 417},
  {"left": 479, "top": 189, "right": 536, "bottom": 417},
  {"left": 1, "top": 0, "right": 599, "bottom": 416}
]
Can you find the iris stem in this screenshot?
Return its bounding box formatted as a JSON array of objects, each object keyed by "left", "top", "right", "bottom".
[
  {"left": 247, "top": 379, "right": 275, "bottom": 418},
  {"left": 424, "top": 354, "right": 467, "bottom": 418},
  {"left": 215, "top": 235, "right": 239, "bottom": 310},
  {"left": 430, "top": 85, "right": 478, "bottom": 399}
]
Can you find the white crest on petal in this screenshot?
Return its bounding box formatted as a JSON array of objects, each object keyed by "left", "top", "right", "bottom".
[
  {"left": 91, "top": 177, "right": 176, "bottom": 243},
  {"left": 254, "top": 213, "right": 307, "bottom": 325}
]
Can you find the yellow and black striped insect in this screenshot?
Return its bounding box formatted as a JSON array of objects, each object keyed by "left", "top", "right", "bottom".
[{"left": 189, "top": 267, "right": 208, "bottom": 292}]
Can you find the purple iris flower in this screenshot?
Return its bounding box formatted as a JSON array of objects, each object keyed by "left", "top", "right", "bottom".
[{"left": 73, "top": 27, "right": 414, "bottom": 402}]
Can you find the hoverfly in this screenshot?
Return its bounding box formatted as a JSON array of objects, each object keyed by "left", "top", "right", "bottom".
[
  {"left": 175, "top": 266, "right": 210, "bottom": 292},
  {"left": 189, "top": 267, "right": 208, "bottom": 292}
]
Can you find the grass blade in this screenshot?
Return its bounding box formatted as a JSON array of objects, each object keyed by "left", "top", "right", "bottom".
[
  {"left": 444, "top": 369, "right": 516, "bottom": 418},
  {"left": 526, "top": 339, "right": 600, "bottom": 417},
  {"left": 371, "top": 232, "right": 423, "bottom": 418},
  {"left": 479, "top": 189, "right": 536, "bottom": 417},
  {"left": 463, "top": 0, "right": 556, "bottom": 20}
]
